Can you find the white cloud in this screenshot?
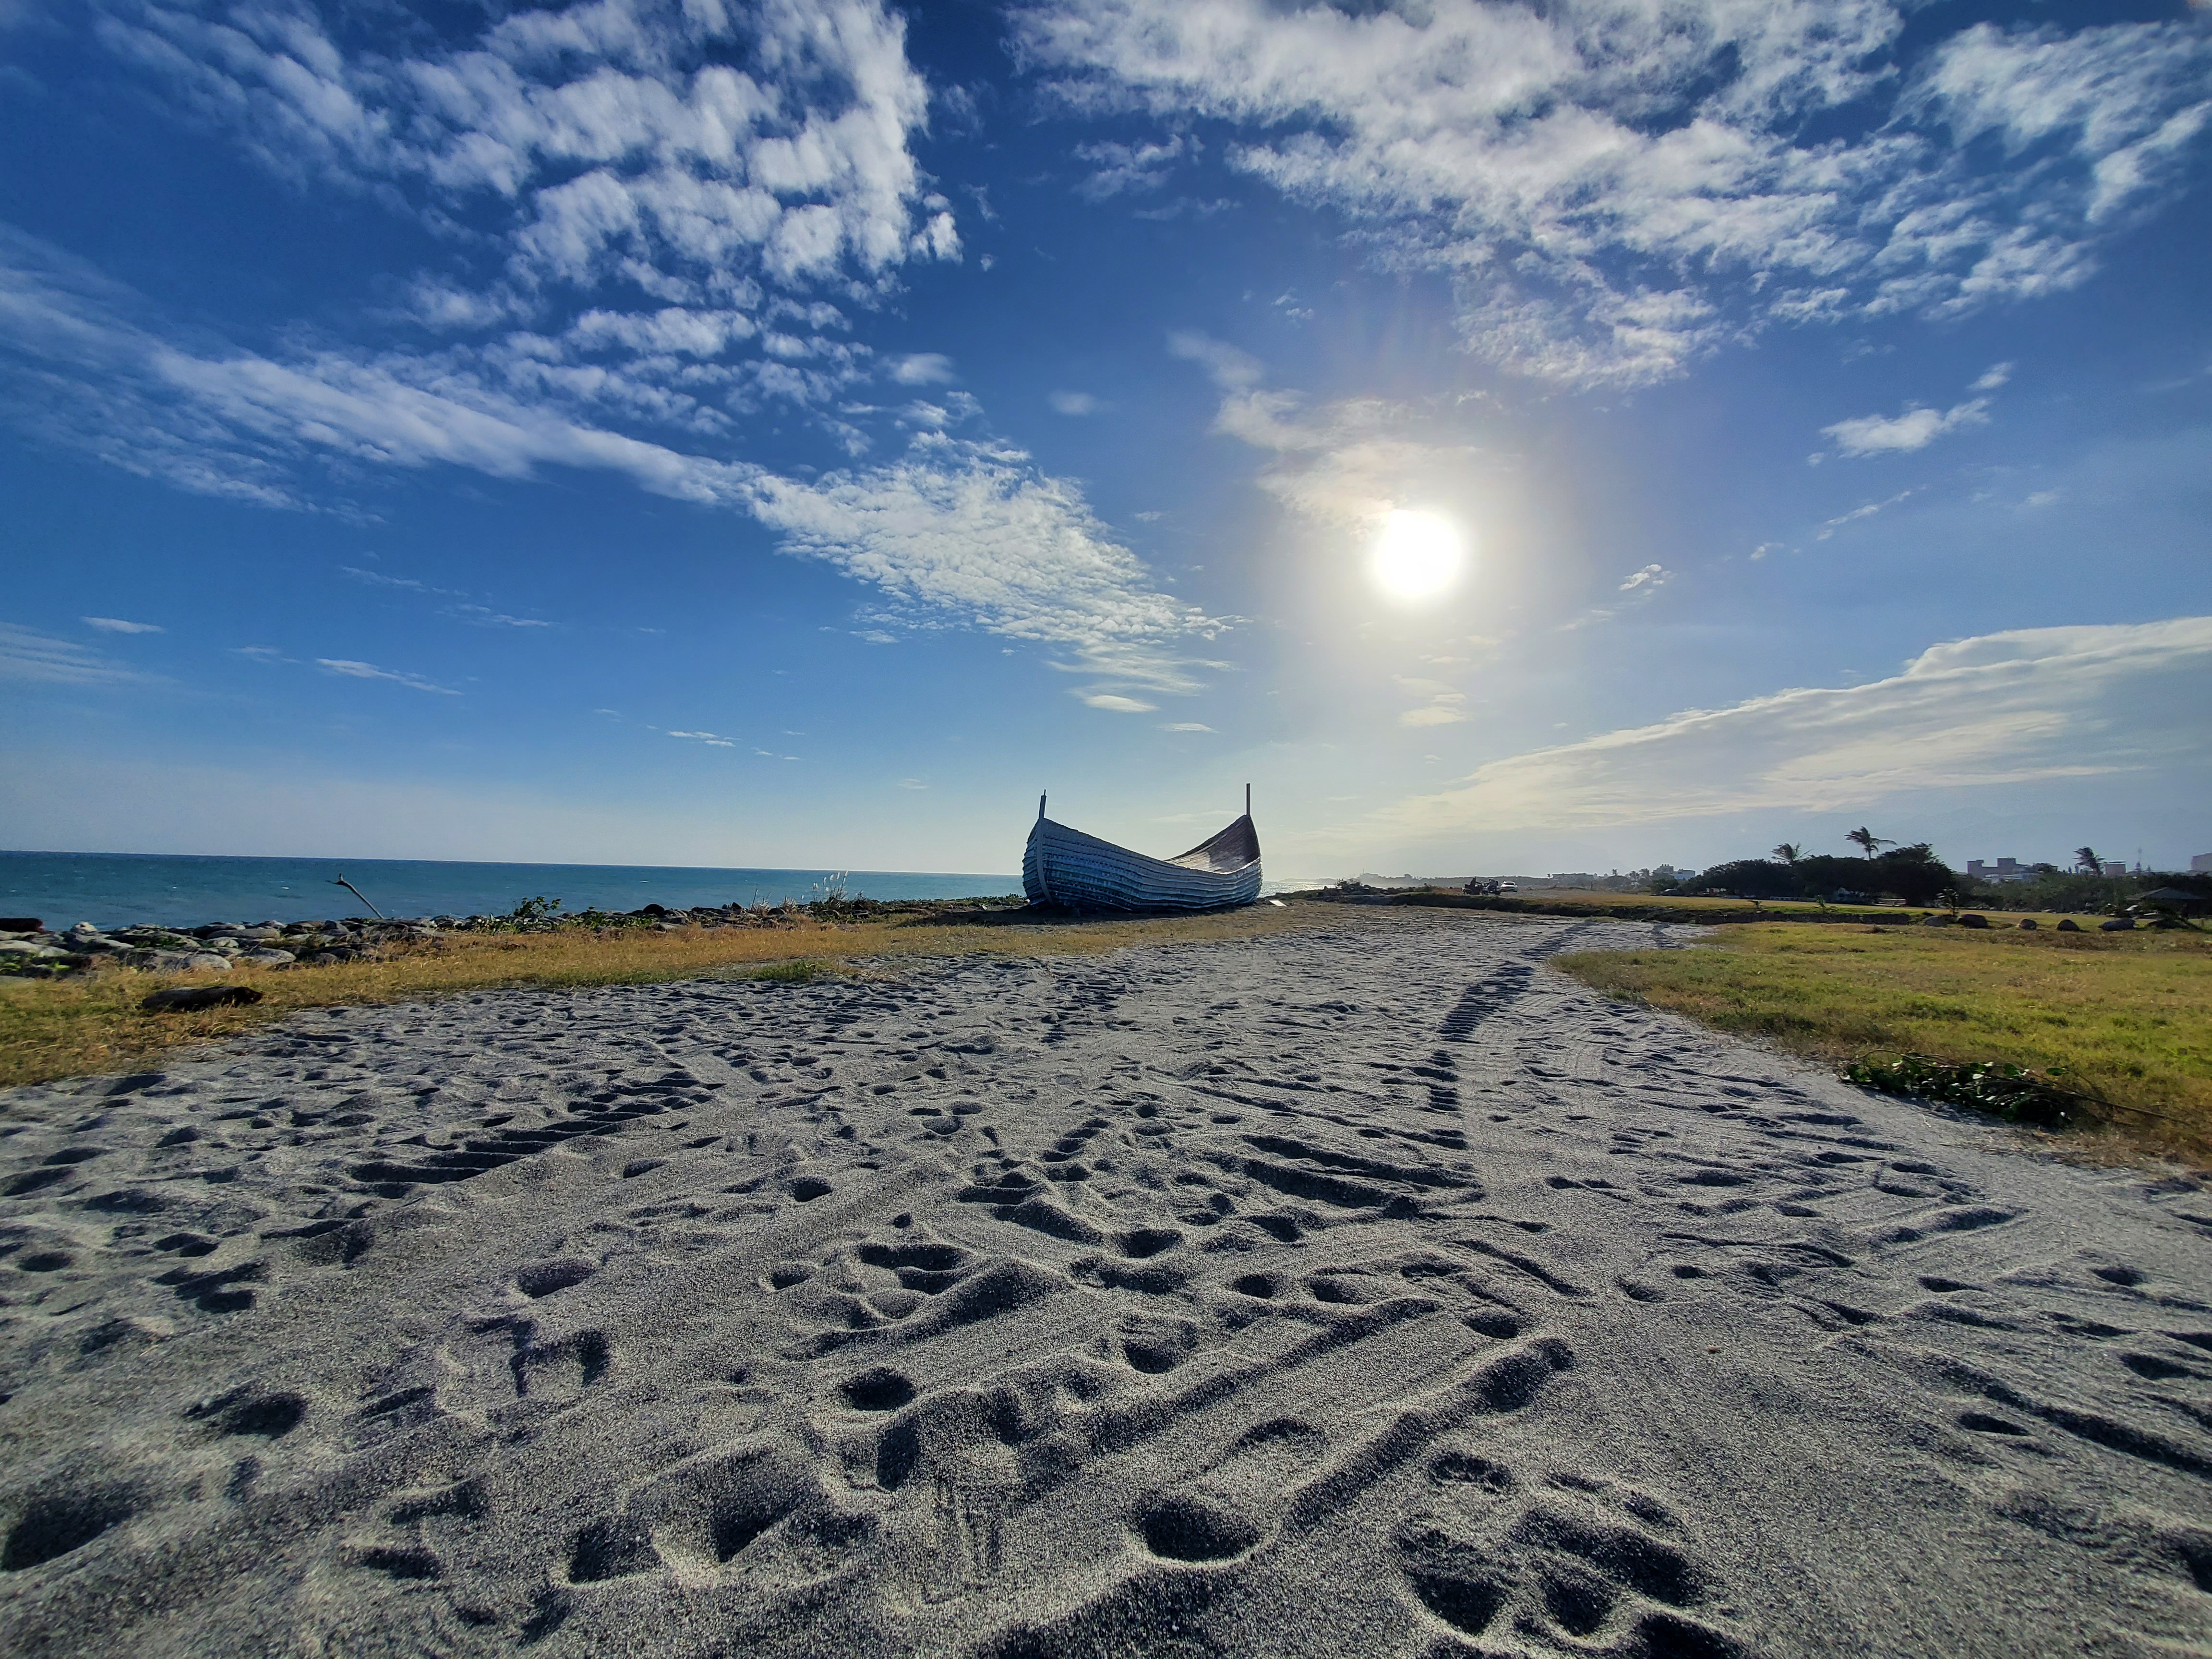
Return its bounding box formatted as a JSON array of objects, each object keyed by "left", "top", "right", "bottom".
[
  {"left": 1396, "top": 675, "right": 1469, "bottom": 728},
  {"left": 448, "top": 605, "right": 553, "bottom": 628},
  {"left": 1074, "top": 134, "right": 1186, "bottom": 199},
  {"left": 317, "top": 658, "right": 459, "bottom": 694},
  {"left": 1815, "top": 489, "right": 1914, "bottom": 539},
  {"left": 888, "top": 352, "right": 955, "bottom": 385},
  {"left": 1618, "top": 564, "right": 1670, "bottom": 593},
  {"left": 748, "top": 434, "right": 1221, "bottom": 694},
  {"left": 1823, "top": 399, "right": 1991, "bottom": 457},
  {"left": 1972, "top": 361, "right": 2015, "bottom": 392},
  {"left": 1083, "top": 692, "right": 1157, "bottom": 712},
  {"left": 0, "top": 623, "right": 149, "bottom": 685},
  {"left": 1200, "top": 372, "right": 1487, "bottom": 533},
  {"left": 1049, "top": 390, "right": 1102, "bottom": 416},
  {"left": 1160, "top": 721, "right": 1213, "bottom": 732},
  {"left": 1166, "top": 330, "right": 1261, "bottom": 391},
  {"left": 666, "top": 729, "right": 736, "bottom": 747},
  {"left": 1369, "top": 616, "right": 2212, "bottom": 838},
  {"left": 1021, "top": 5, "right": 2212, "bottom": 386},
  {"left": 99, "top": 0, "right": 952, "bottom": 295},
  {"left": 897, "top": 777, "right": 926, "bottom": 788},
  {"left": 82, "top": 616, "right": 162, "bottom": 633},
  {"left": 88, "top": 0, "right": 957, "bottom": 440}
]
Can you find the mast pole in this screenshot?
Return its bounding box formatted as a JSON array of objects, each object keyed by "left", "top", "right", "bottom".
[
  {"left": 1245, "top": 782, "right": 1251, "bottom": 818},
  {"left": 1039, "top": 792, "right": 1047, "bottom": 822}
]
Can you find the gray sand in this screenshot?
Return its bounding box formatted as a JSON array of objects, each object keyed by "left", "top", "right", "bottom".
[{"left": 0, "top": 909, "right": 2207, "bottom": 1657}]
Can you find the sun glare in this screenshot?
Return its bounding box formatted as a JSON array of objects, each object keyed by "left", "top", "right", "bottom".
[{"left": 1370, "top": 509, "right": 1466, "bottom": 601}]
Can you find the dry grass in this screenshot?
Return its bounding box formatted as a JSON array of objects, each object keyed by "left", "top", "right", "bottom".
[
  {"left": 1555, "top": 923, "right": 2212, "bottom": 1162},
  {"left": 0, "top": 905, "right": 1318, "bottom": 1094}
]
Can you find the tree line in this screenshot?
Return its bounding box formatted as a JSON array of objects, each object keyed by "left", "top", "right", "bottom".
[{"left": 1657, "top": 830, "right": 2211, "bottom": 910}]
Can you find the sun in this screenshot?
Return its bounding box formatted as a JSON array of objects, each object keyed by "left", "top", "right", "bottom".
[{"left": 1370, "top": 509, "right": 1467, "bottom": 601}]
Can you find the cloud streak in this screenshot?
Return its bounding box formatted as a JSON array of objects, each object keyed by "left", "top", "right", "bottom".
[
  {"left": 0, "top": 623, "right": 151, "bottom": 685},
  {"left": 0, "top": 228, "right": 1214, "bottom": 696},
  {"left": 317, "top": 658, "right": 460, "bottom": 694},
  {"left": 1369, "top": 616, "right": 2212, "bottom": 839}
]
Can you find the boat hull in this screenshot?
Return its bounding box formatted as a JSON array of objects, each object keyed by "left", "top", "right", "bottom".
[{"left": 1023, "top": 816, "right": 1261, "bottom": 912}]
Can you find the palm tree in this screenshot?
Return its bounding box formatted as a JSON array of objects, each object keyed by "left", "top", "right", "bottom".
[
  {"left": 1845, "top": 827, "right": 1894, "bottom": 860},
  {"left": 2075, "top": 846, "right": 2102, "bottom": 875},
  {"left": 1771, "top": 842, "right": 1802, "bottom": 866}
]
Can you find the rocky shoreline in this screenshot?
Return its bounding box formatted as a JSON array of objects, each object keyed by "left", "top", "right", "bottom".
[{"left": 0, "top": 900, "right": 889, "bottom": 981}]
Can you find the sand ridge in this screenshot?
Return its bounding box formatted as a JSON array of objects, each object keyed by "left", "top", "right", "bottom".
[{"left": 0, "top": 909, "right": 2207, "bottom": 1656}]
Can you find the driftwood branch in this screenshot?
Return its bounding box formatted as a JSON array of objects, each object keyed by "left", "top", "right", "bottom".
[{"left": 330, "top": 876, "right": 386, "bottom": 919}]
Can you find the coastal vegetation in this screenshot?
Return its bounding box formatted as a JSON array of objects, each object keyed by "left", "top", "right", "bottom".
[
  {"left": 0, "top": 902, "right": 1316, "bottom": 1093},
  {"left": 1555, "top": 924, "right": 2212, "bottom": 1163}
]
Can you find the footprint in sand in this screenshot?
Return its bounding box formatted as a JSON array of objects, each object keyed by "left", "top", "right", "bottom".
[
  {"left": 1128, "top": 1414, "right": 1331, "bottom": 1565},
  {"left": 1397, "top": 1455, "right": 1746, "bottom": 1654}
]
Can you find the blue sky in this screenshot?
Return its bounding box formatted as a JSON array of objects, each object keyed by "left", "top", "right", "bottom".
[{"left": 1, "top": 0, "right": 2208, "bottom": 879}]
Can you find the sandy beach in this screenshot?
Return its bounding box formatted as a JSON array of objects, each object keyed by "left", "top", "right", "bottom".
[{"left": 0, "top": 907, "right": 2206, "bottom": 1657}]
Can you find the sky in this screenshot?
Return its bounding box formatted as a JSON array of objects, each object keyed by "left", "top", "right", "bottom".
[{"left": 1, "top": 0, "right": 2208, "bottom": 880}]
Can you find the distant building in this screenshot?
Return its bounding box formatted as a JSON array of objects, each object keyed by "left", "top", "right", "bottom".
[
  {"left": 2102, "top": 861, "right": 2130, "bottom": 878},
  {"left": 1965, "top": 857, "right": 2032, "bottom": 884},
  {"left": 2194, "top": 854, "right": 2212, "bottom": 874}
]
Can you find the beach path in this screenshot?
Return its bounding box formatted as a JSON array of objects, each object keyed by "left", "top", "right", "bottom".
[{"left": 1, "top": 909, "right": 2206, "bottom": 1657}]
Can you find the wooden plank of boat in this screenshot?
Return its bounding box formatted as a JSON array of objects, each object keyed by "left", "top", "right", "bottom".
[{"left": 1022, "top": 787, "right": 1262, "bottom": 912}]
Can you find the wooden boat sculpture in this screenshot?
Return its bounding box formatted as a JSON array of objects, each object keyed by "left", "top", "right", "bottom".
[{"left": 1023, "top": 787, "right": 1262, "bottom": 912}]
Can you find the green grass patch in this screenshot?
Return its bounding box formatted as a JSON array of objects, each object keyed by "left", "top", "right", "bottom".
[{"left": 1554, "top": 924, "right": 2212, "bottom": 1162}]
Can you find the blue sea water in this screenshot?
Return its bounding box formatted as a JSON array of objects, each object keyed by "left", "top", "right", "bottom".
[{"left": 0, "top": 852, "right": 1022, "bottom": 930}]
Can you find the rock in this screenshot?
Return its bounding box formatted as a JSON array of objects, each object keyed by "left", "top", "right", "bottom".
[
  {"left": 1921, "top": 914, "right": 1952, "bottom": 926},
  {"left": 1955, "top": 913, "right": 1989, "bottom": 929},
  {"left": 186, "top": 953, "right": 234, "bottom": 970},
  {"left": 237, "top": 926, "right": 285, "bottom": 943},
  {"left": 240, "top": 949, "right": 296, "bottom": 966},
  {"left": 2019, "top": 918, "right": 2038, "bottom": 930},
  {"left": 302, "top": 951, "right": 345, "bottom": 966},
  {"left": 125, "top": 950, "right": 203, "bottom": 972},
  {"left": 2099, "top": 917, "right": 2135, "bottom": 932},
  {"left": 204, "top": 937, "right": 242, "bottom": 953},
  {"left": 0, "top": 941, "right": 39, "bottom": 958},
  {"left": 2056, "top": 918, "right": 2080, "bottom": 932},
  {"left": 0, "top": 916, "right": 41, "bottom": 932},
  {"left": 143, "top": 985, "right": 264, "bottom": 1012}
]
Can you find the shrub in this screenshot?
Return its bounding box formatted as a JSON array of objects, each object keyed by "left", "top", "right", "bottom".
[{"left": 1843, "top": 1053, "right": 2092, "bottom": 1130}]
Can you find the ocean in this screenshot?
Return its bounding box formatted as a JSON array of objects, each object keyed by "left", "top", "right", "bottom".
[{"left": 0, "top": 852, "right": 1022, "bottom": 930}]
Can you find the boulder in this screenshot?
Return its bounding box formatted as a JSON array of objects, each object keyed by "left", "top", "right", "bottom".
[
  {"left": 1921, "top": 914, "right": 1952, "bottom": 927},
  {"left": 125, "top": 950, "right": 203, "bottom": 972},
  {"left": 2099, "top": 917, "right": 2136, "bottom": 932},
  {"left": 0, "top": 917, "right": 41, "bottom": 932},
  {"left": 2055, "top": 918, "right": 2080, "bottom": 932},
  {"left": 1955, "top": 914, "right": 1989, "bottom": 929},
  {"left": 186, "top": 953, "right": 234, "bottom": 970},
  {"left": 2018, "top": 918, "right": 2038, "bottom": 930},
  {"left": 240, "top": 949, "right": 296, "bottom": 966},
  {"left": 143, "top": 985, "right": 264, "bottom": 1013}
]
